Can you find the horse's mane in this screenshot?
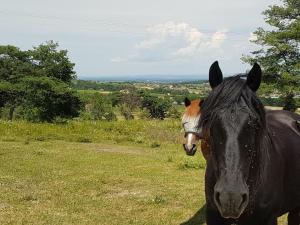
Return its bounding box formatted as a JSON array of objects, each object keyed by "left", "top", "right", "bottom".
[
  {"left": 199, "top": 76, "right": 269, "bottom": 204},
  {"left": 199, "top": 75, "right": 265, "bottom": 130}
]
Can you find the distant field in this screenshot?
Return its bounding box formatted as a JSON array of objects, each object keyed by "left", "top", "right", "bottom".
[{"left": 0, "top": 120, "right": 288, "bottom": 224}]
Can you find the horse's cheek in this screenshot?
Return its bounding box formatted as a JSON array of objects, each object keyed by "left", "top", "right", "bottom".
[{"left": 201, "top": 139, "right": 211, "bottom": 161}]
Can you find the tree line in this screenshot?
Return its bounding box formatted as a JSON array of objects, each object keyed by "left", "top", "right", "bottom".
[{"left": 0, "top": 42, "right": 181, "bottom": 121}]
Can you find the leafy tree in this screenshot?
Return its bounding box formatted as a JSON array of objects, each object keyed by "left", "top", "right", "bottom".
[
  {"left": 17, "top": 77, "right": 81, "bottom": 122},
  {"left": 29, "top": 41, "right": 76, "bottom": 83},
  {"left": 0, "top": 81, "right": 23, "bottom": 120},
  {"left": 0, "top": 45, "right": 33, "bottom": 81},
  {"left": 141, "top": 94, "right": 171, "bottom": 119},
  {"left": 80, "top": 92, "right": 116, "bottom": 121},
  {"left": 0, "top": 42, "right": 81, "bottom": 121},
  {"left": 109, "top": 92, "right": 122, "bottom": 107},
  {"left": 118, "top": 91, "right": 141, "bottom": 120},
  {"left": 242, "top": 0, "right": 300, "bottom": 111}
]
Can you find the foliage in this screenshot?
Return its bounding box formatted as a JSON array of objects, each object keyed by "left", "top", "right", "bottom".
[
  {"left": 166, "top": 106, "right": 182, "bottom": 119},
  {"left": 138, "top": 108, "right": 151, "bottom": 119},
  {"left": 109, "top": 92, "right": 123, "bottom": 106},
  {"left": 79, "top": 92, "right": 116, "bottom": 121},
  {"left": 0, "top": 42, "right": 81, "bottom": 121},
  {"left": 283, "top": 92, "right": 297, "bottom": 111},
  {"left": 141, "top": 94, "right": 172, "bottom": 119},
  {"left": 118, "top": 91, "right": 141, "bottom": 120},
  {"left": 29, "top": 41, "right": 76, "bottom": 83},
  {"left": 119, "top": 103, "right": 134, "bottom": 120},
  {"left": 19, "top": 77, "right": 81, "bottom": 122},
  {"left": 242, "top": 0, "right": 300, "bottom": 111}
]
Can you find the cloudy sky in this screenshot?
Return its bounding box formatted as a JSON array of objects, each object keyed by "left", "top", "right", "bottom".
[{"left": 1, "top": 0, "right": 280, "bottom": 79}]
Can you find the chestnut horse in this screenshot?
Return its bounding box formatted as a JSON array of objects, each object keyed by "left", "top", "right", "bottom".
[{"left": 182, "top": 98, "right": 210, "bottom": 160}]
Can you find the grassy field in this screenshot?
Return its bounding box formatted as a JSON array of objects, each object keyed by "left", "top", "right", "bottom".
[{"left": 0, "top": 120, "right": 287, "bottom": 224}]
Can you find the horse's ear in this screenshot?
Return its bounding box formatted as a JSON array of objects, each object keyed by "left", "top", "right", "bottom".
[
  {"left": 209, "top": 61, "right": 223, "bottom": 89},
  {"left": 184, "top": 97, "right": 191, "bottom": 107},
  {"left": 246, "top": 63, "right": 262, "bottom": 92}
]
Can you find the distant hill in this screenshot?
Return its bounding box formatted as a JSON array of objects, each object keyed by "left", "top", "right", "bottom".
[{"left": 78, "top": 74, "right": 208, "bottom": 83}]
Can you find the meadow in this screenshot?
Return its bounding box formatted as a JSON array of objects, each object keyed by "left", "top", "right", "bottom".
[{"left": 0, "top": 120, "right": 287, "bottom": 224}]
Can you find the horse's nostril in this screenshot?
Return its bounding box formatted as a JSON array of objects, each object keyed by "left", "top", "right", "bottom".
[
  {"left": 240, "top": 193, "right": 249, "bottom": 209},
  {"left": 214, "top": 191, "right": 221, "bottom": 207}
]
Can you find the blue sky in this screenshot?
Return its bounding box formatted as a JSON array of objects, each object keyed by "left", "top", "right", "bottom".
[{"left": 0, "top": 0, "right": 280, "bottom": 79}]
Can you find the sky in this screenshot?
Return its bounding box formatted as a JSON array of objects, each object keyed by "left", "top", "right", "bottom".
[{"left": 0, "top": 0, "right": 281, "bottom": 79}]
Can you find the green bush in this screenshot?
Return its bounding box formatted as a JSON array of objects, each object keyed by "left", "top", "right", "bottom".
[
  {"left": 141, "top": 94, "right": 172, "bottom": 119},
  {"left": 79, "top": 92, "right": 116, "bottom": 121}
]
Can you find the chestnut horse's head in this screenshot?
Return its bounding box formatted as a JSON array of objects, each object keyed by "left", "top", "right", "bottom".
[{"left": 182, "top": 97, "right": 205, "bottom": 156}]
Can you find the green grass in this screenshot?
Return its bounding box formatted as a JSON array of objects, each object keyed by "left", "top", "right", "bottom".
[
  {"left": 0, "top": 120, "right": 287, "bottom": 224},
  {"left": 0, "top": 119, "right": 183, "bottom": 147}
]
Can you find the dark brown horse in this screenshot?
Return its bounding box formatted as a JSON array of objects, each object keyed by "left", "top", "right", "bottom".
[{"left": 199, "top": 61, "right": 300, "bottom": 225}]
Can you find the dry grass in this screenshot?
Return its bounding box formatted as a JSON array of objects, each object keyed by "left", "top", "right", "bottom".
[{"left": 0, "top": 120, "right": 289, "bottom": 224}]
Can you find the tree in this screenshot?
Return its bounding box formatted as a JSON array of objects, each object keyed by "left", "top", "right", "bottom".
[
  {"left": 141, "top": 94, "right": 171, "bottom": 119},
  {"left": 0, "top": 45, "right": 34, "bottom": 81},
  {"left": 242, "top": 0, "right": 300, "bottom": 111},
  {"left": 0, "top": 42, "right": 81, "bottom": 121},
  {"left": 118, "top": 91, "right": 141, "bottom": 120},
  {"left": 17, "top": 76, "right": 81, "bottom": 122},
  {"left": 29, "top": 41, "right": 76, "bottom": 83},
  {"left": 80, "top": 92, "right": 116, "bottom": 121}
]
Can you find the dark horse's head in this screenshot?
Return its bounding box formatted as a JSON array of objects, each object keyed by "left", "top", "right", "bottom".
[{"left": 200, "top": 61, "right": 266, "bottom": 219}]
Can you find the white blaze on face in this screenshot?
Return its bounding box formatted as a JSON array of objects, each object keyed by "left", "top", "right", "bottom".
[
  {"left": 186, "top": 133, "right": 196, "bottom": 149},
  {"left": 182, "top": 114, "right": 201, "bottom": 149}
]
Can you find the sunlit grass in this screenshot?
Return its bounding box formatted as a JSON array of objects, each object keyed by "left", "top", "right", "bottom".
[
  {"left": 0, "top": 120, "right": 288, "bottom": 224},
  {"left": 0, "top": 119, "right": 183, "bottom": 147}
]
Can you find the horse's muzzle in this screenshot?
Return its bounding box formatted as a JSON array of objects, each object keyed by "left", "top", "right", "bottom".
[{"left": 183, "top": 144, "right": 197, "bottom": 156}]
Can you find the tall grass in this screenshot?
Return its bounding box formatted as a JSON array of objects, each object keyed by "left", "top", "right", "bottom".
[{"left": 0, "top": 119, "right": 184, "bottom": 148}]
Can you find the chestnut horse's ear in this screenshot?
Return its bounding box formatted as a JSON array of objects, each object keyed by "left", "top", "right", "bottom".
[
  {"left": 184, "top": 97, "right": 191, "bottom": 107},
  {"left": 199, "top": 99, "right": 204, "bottom": 107},
  {"left": 209, "top": 61, "right": 223, "bottom": 89},
  {"left": 246, "top": 63, "right": 262, "bottom": 92}
]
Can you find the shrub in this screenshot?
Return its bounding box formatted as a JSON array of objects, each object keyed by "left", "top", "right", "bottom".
[
  {"left": 141, "top": 94, "right": 172, "bottom": 120},
  {"left": 80, "top": 92, "right": 116, "bottom": 121},
  {"left": 120, "top": 104, "right": 134, "bottom": 120}
]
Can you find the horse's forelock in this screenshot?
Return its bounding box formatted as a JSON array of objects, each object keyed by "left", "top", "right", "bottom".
[{"left": 183, "top": 100, "right": 201, "bottom": 118}]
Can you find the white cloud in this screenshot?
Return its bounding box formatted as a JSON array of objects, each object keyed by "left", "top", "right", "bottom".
[
  {"left": 112, "top": 21, "right": 228, "bottom": 63},
  {"left": 210, "top": 29, "right": 228, "bottom": 48},
  {"left": 135, "top": 38, "right": 163, "bottom": 49}
]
